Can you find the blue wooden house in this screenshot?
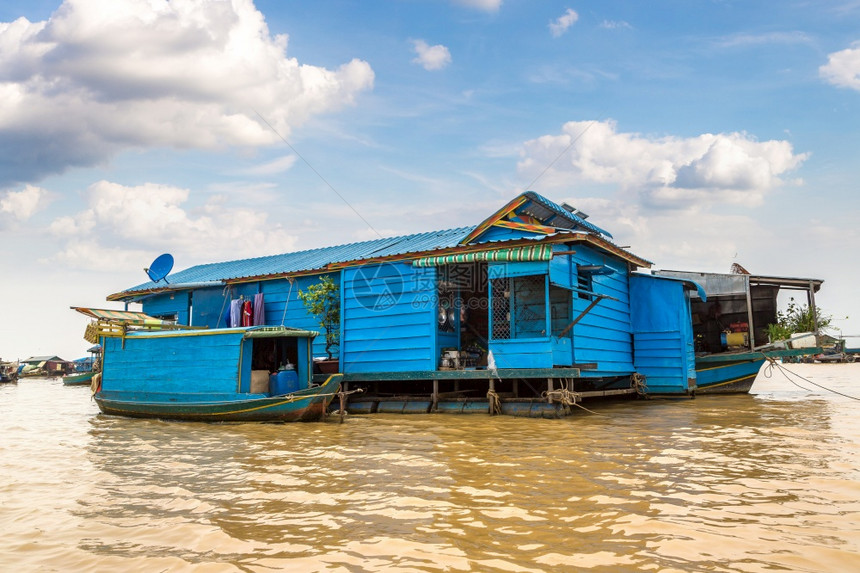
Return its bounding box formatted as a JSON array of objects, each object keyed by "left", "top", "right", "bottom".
[{"left": 107, "top": 191, "right": 706, "bottom": 416}]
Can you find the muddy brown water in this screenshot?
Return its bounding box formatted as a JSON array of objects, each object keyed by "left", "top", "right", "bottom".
[{"left": 1, "top": 363, "right": 858, "bottom": 572}]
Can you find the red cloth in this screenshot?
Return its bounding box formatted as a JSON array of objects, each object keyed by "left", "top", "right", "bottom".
[{"left": 243, "top": 300, "right": 253, "bottom": 326}]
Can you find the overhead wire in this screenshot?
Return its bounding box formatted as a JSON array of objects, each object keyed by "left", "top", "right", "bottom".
[{"left": 253, "top": 110, "right": 383, "bottom": 239}]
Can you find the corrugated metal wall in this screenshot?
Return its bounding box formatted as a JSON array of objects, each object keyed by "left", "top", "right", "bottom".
[{"left": 341, "top": 262, "right": 436, "bottom": 373}]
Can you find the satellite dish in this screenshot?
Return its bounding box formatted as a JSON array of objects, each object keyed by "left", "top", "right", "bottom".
[{"left": 144, "top": 253, "right": 174, "bottom": 283}]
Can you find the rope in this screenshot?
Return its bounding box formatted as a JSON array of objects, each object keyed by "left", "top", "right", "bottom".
[
  {"left": 487, "top": 389, "right": 502, "bottom": 416},
  {"left": 631, "top": 372, "right": 649, "bottom": 398},
  {"left": 761, "top": 354, "right": 860, "bottom": 401},
  {"left": 280, "top": 277, "right": 294, "bottom": 327},
  {"left": 542, "top": 378, "right": 606, "bottom": 416},
  {"left": 217, "top": 285, "right": 232, "bottom": 327}
]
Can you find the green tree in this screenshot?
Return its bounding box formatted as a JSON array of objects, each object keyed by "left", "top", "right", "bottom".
[
  {"left": 766, "top": 297, "right": 831, "bottom": 342},
  {"left": 298, "top": 275, "right": 340, "bottom": 359}
]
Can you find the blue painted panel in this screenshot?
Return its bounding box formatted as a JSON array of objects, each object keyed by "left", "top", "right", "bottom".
[
  {"left": 341, "top": 262, "right": 436, "bottom": 373},
  {"left": 568, "top": 246, "right": 635, "bottom": 377},
  {"left": 488, "top": 261, "right": 549, "bottom": 279},
  {"left": 549, "top": 248, "right": 575, "bottom": 289},
  {"left": 490, "top": 339, "right": 553, "bottom": 369},
  {"left": 477, "top": 227, "right": 543, "bottom": 243},
  {"left": 629, "top": 274, "right": 695, "bottom": 393},
  {"left": 261, "top": 274, "right": 339, "bottom": 359},
  {"left": 102, "top": 330, "right": 245, "bottom": 394},
  {"left": 190, "top": 286, "right": 227, "bottom": 329},
  {"left": 142, "top": 292, "right": 190, "bottom": 325}
]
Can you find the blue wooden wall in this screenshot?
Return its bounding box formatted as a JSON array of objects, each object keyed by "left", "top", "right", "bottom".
[
  {"left": 629, "top": 275, "right": 695, "bottom": 393},
  {"left": 102, "top": 330, "right": 244, "bottom": 395},
  {"left": 142, "top": 292, "right": 190, "bottom": 324},
  {"left": 341, "top": 262, "right": 436, "bottom": 373},
  {"left": 178, "top": 276, "right": 336, "bottom": 359},
  {"left": 260, "top": 275, "right": 339, "bottom": 359},
  {"left": 568, "top": 245, "right": 635, "bottom": 377}
]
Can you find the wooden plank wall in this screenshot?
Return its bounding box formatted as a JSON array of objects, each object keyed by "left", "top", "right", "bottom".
[
  {"left": 102, "top": 331, "right": 244, "bottom": 394},
  {"left": 569, "top": 245, "right": 635, "bottom": 377},
  {"left": 341, "top": 262, "right": 436, "bottom": 373}
]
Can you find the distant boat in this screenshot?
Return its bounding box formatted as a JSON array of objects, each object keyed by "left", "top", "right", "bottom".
[
  {"left": 74, "top": 307, "right": 341, "bottom": 422},
  {"left": 63, "top": 371, "right": 95, "bottom": 386},
  {"left": 0, "top": 360, "right": 18, "bottom": 383}
]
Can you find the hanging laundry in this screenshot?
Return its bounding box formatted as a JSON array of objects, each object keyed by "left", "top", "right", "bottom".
[
  {"left": 243, "top": 299, "right": 253, "bottom": 326},
  {"left": 230, "top": 299, "right": 242, "bottom": 328},
  {"left": 253, "top": 293, "right": 265, "bottom": 325}
]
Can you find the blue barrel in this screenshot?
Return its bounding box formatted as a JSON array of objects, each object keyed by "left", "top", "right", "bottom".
[{"left": 270, "top": 368, "right": 300, "bottom": 395}]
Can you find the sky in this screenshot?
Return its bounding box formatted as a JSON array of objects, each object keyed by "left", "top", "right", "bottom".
[{"left": 1, "top": 0, "right": 859, "bottom": 362}]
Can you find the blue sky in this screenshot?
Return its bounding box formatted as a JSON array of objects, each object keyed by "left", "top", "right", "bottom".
[{"left": 1, "top": 0, "right": 858, "bottom": 361}]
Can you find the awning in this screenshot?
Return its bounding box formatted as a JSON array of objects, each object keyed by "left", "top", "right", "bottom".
[
  {"left": 72, "top": 306, "right": 164, "bottom": 324},
  {"left": 412, "top": 244, "right": 554, "bottom": 267}
]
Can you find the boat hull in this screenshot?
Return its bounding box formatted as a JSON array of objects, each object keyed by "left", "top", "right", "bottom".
[
  {"left": 94, "top": 374, "right": 342, "bottom": 422},
  {"left": 63, "top": 372, "right": 95, "bottom": 386},
  {"left": 694, "top": 347, "right": 821, "bottom": 394},
  {"left": 694, "top": 357, "right": 764, "bottom": 394}
]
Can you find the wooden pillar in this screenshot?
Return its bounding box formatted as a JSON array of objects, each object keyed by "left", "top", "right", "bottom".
[
  {"left": 513, "top": 379, "right": 519, "bottom": 398},
  {"left": 547, "top": 377, "right": 553, "bottom": 403},
  {"left": 808, "top": 280, "right": 819, "bottom": 333},
  {"left": 432, "top": 379, "right": 439, "bottom": 412},
  {"left": 744, "top": 275, "right": 756, "bottom": 349}
]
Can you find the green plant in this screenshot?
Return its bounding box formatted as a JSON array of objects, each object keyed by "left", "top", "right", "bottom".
[
  {"left": 766, "top": 297, "right": 831, "bottom": 342},
  {"left": 298, "top": 275, "right": 340, "bottom": 359}
]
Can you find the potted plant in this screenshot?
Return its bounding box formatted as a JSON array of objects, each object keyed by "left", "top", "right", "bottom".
[{"left": 298, "top": 275, "right": 340, "bottom": 373}]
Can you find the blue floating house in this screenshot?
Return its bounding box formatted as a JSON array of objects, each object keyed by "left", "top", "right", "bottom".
[{"left": 104, "top": 191, "right": 752, "bottom": 416}]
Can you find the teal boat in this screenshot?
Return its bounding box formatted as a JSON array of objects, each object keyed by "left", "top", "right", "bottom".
[
  {"left": 63, "top": 371, "right": 95, "bottom": 386},
  {"left": 74, "top": 307, "right": 341, "bottom": 422}
]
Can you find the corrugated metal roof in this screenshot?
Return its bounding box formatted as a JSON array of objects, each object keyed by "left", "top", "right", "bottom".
[
  {"left": 119, "top": 226, "right": 473, "bottom": 295},
  {"left": 522, "top": 191, "right": 613, "bottom": 238}
]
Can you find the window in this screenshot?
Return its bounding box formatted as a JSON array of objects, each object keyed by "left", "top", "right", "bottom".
[{"left": 490, "top": 275, "right": 547, "bottom": 339}]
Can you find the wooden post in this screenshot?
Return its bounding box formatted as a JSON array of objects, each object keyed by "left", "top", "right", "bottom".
[
  {"left": 432, "top": 379, "right": 439, "bottom": 412},
  {"left": 547, "top": 377, "right": 553, "bottom": 403}
]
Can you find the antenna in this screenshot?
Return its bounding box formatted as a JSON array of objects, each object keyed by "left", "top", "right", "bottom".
[{"left": 144, "top": 253, "right": 174, "bottom": 284}]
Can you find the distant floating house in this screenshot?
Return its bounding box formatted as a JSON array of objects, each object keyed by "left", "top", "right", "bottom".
[
  {"left": 20, "top": 355, "right": 71, "bottom": 377},
  {"left": 104, "top": 191, "right": 821, "bottom": 416}
]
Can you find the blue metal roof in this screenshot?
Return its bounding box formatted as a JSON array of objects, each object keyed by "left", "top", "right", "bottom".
[
  {"left": 119, "top": 226, "right": 474, "bottom": 295},
  {"left": 521, "top": 191, "right": 613, "bottom": 239}
]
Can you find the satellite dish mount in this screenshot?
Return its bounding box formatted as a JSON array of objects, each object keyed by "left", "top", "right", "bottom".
[{"left": 144, "top": 253, "right": 174, "bottom": 284}]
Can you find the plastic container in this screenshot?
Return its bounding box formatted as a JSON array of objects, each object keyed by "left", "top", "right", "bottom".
[{"left": 269, "top": 364, "right": 300, "bottom": 395}]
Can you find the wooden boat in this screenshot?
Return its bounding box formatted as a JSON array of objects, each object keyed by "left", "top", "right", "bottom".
[
  {"left": 95, "top": 372, "right": 342, "bottom": 422},
  {"left": 63, "top": 371, "right": 95, "bottom": 386},
  {"left": 694, "top": 348, "right": 817, "bottom": 394},
  {"left": 74, "top": 307, "right": 341, "bottom": 422},
  {"left": 0, "top": 360, "right": 18, "bottom": 383}
]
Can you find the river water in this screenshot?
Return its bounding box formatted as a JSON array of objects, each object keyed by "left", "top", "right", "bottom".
[{"left": 1, "top": 363, "right": 859, "bottom": 572}]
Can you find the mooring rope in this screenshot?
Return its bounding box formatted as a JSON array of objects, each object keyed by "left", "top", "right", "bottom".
[
  {"left": 631, "top": 372, "right": 649, "bottom": 398},
  {"left": 761, "top": 354, "right": 860, "bottom": 401},
  {"left": 487, "top": 389, "right": 502, "bottom": 416},
  {"left": 541, "top": 378, "right": 606, "bottom": 416}
]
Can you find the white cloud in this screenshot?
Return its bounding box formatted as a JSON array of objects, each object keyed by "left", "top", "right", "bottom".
[
  {"left": 518, "top": 120, "right": 809, "bottom": 209},
  {"left": 549, "top": 8, "right": 578, "bottom": 38},
  {"left": 411, "top": 39, "right": 452, "bottom": 71},
  {"left": 49, "top": 180, "right": 298, "bottom": 270},
  {"left": 600, "top": 20, "right": 631, "bottom": 30},
  {"left": 233, "top": 154, "right": 298, "bottom": 176},
  {"left": 0, "top": 184, "right": 48, "bottom": 221},
  {"left": 452, "top": 0, "right": 502, "bottom": 12},
  {"left": 0, "top": 0, "right": 374, "bottom": 186},
  {"left": 820, "top": 42, "right": 860, "bottom": 91}
]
